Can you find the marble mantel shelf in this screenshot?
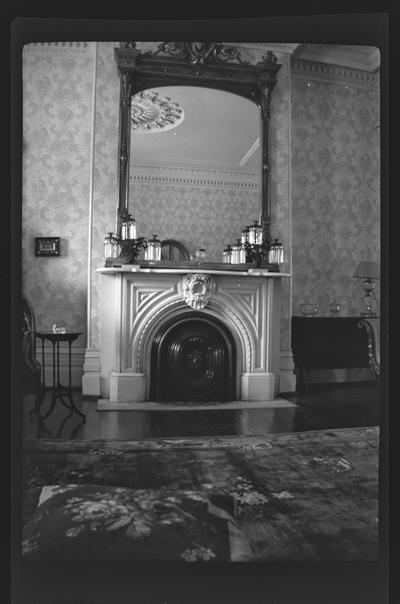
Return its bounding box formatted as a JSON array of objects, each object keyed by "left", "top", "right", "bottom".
[{"left": 97, "top": 266, "right": 291, "bottom": 278}]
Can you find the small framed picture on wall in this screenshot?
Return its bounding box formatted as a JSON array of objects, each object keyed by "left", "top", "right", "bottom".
[{"left": 35, "top": 237, "right": 61, "bottom": 257}]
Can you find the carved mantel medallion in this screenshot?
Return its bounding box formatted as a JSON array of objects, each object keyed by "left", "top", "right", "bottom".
[{"left": 181, "top": 273, "right": 216, "bottom": 310}]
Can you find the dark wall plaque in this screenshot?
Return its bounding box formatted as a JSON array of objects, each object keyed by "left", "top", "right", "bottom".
[{"left": 35, "top": 237, "right": 60, "bottom": 257}]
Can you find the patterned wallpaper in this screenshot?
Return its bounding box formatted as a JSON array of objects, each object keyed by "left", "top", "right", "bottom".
[
  {"left": 130, "top": 179, "right": 259, "bottom": 262},
  {"left": 22, "top": 42, "right": 381, "bottom": 370},
  {"left": 291, "top": 76, "right": 380, "bottom": 318},
  {"left": 22, "top": 43, "right": 95, "bottom": 348},
  {"left": 89, "top": 42, "right": 120, "bottom": 350},
  {"left": 270, "top": 56, "right": 291, "bottom": 349}
]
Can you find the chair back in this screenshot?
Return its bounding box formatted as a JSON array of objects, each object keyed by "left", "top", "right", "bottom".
[
  {"left": 161, "top": 239, "right": 190, "bottom": 262},
  {"left": 22, "top": 294, "right": 41, "bottom": 390}
]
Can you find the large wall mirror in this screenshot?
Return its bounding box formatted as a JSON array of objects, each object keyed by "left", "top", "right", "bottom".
[
  {"left": 114, "top": 42, "right": 282, "bottom": 264},
  {"left": 130, "top": 85, "right": 261, "bottom": 261}
]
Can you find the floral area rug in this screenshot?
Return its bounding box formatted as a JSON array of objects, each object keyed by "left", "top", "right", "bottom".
[
  {"left": 22, "top": 426, "right": 380, "bottom": 561},
  {"left": 22, "top": 484, "right": 251, "bottom": 563}
]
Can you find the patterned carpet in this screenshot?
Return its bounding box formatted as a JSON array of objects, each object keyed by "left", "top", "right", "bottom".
[{"left": 22, "top": 426, "right": 380, "bottom": 561}]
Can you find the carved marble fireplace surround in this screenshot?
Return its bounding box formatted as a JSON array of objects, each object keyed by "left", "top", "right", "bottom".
[{"left": 97, "top": 266, "right": 289, "bottom": 406}]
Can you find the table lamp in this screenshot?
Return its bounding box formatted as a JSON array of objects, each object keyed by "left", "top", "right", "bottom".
[{"left": 353, "top": 260, "right": 380, "bottom": 316}]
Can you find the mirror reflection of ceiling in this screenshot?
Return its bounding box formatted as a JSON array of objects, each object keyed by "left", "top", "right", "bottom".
[
  {"left": 130, "top": 43, "right": 379, "bottom": 176},
  {"left": 131, "top": 86, "right": 260, "bottom": 176}
]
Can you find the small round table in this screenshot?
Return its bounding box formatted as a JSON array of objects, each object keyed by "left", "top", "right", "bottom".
[{"left": 32, "top": 332, "right": 85, "bottom": 422}]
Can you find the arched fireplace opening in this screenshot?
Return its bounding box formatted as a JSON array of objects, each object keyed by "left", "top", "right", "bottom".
[{"left": 150, "top": 311, "right": 236, "bottom": 402}]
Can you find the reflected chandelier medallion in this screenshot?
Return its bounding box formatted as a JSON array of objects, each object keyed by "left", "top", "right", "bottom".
[{"left": 131, "top": 89, "right": 184, "bottom": 133}]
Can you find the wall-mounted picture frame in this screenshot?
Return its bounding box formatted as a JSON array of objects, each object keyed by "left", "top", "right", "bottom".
[{"left": 35, "top": 237, "right": 61, "bottom": 257}]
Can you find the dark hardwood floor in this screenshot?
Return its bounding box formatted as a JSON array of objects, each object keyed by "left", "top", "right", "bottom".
[{"left": 21, "top": 381, "right": 380, "bottom": 441}]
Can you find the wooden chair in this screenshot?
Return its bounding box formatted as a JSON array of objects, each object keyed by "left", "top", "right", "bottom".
[
  {"left": 22, "top": 295, "right": 43, "bottom": 411},
  {"left": 358, "top": 318, "right": 380, "bottom": 379},
  {"left": 161, "top": 239, "right": 190, "bottom": 262}
]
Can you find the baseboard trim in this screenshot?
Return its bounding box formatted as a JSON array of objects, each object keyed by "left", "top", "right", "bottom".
[
  {"left": 299, "top": 368, "right": 377, "bottom": 385},
  {"left": 279, "top": 349, "right": 296, "bottom": 393},
  {"left": 295, "top": 379, "right": 378, "bottom": 390},
  {"left": 82, "top": 349, "right": 101, "bottom": 396}
]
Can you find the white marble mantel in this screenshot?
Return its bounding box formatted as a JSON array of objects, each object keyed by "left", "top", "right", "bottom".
[
  {"left": 98, "top": 265, "right": 291, "bottom": 277},
  {"left": 96, "top": 265, "right": 291, "bottom": 405}
]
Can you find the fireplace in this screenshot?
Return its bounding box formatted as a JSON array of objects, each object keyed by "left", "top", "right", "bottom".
[
  {"left": 97, "top": 266, "right": 288, "bottom": 405},
  {"left": 150, "top": 312, "right": 236, "bottom": 402}
]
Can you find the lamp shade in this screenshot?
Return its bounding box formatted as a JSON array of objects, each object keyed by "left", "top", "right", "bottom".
[{"left": 353, "top": 261, "right": 380, "bottom": 280}]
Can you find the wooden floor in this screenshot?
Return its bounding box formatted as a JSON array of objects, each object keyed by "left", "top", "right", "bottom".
[{"left": 21, "top": 381, "right": 380, "bottom": 441}]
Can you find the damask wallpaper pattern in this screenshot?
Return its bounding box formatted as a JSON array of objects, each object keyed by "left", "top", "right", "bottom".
[
  {"left": 130, "top": 181, "right": 259, "bottom": 262},
  {"left": 89, "top": 42, "right": 120, "bottom": 350},
  {"left": 22, "top": 42, "right": 380, "bottom": 387},
  {"left": 291, "top": 77, "right": 380, "bottom": 317},
  {"left": 22, "top": 43, "right": 95, "bottom": 348},
  {"left": 270, "top": 56, "right": 291, "bottom": 350}
]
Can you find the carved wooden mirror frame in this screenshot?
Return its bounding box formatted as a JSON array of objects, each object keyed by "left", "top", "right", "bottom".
[{"left": 114, "top": 42, "right": 282, "bottom": 249}]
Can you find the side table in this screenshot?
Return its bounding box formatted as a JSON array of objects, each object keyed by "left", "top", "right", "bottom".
[{"left": 32, "top": 332, "right": 85, "bottom": 422}]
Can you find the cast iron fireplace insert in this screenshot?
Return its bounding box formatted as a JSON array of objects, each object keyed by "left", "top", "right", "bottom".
[{"left": 150, "top": 311, "right": 236, "bottom": 402}]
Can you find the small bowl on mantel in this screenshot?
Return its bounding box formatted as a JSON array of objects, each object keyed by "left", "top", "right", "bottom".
[{"left": 299, "top": 303, "right": 318, "bottom": 316}]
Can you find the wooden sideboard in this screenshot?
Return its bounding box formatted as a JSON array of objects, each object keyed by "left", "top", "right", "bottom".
[{"left": 291, "top": 316, "right": 373, "bottom": 387}]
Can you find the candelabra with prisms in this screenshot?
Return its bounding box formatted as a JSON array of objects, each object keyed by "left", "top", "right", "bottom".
[
  {"left": 222, "top": 220, "right": 284, "bottom": 270},
  {"left": 103, "top": 209, "right": 147, "bottom": 266}
]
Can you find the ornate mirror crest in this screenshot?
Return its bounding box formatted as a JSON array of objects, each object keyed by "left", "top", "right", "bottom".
[
  {"left": 145, "top": 42, "right": 250, "bottom": 74},
  {"left": 119, "top": 41, "right": 252, "bottom": 72}
]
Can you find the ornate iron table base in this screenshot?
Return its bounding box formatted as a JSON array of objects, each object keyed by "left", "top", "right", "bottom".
[{"left": 31, "top": 332, "right": 85, "bottom": 422}]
